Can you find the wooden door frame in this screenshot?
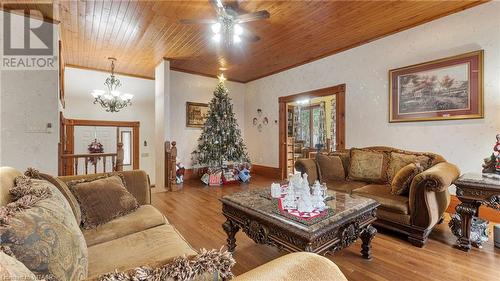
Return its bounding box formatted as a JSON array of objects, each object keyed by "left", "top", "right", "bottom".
[
  {"left": 278, "top": 84, "right": 346, "bottom": 179},
  {"left": 61, "top": 117, "right": 140, "bottom": 171}
]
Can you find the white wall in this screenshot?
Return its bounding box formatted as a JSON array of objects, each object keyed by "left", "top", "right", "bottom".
[
  {"left": 245, "top": 2, "right": 500, "bottom": 174},
  {"left": 170, "top": 71, "right": 246, "bottom": 168},
  {"left": 64, "top": 67, "right": 156, "bottom": 183},
  {"left": 0, "top": 12, "right": 59, "bottom": 174}
]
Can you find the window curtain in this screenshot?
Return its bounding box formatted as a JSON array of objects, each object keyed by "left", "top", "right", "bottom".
[
  {"left": 330, "top": 98, "right": 336, "bottom": 151},
  {"left": 293, "top": 106, "right": 301, "bottom": 142},
  {"left": 318, "top": 101, "right": 326, "bottom": 148}
]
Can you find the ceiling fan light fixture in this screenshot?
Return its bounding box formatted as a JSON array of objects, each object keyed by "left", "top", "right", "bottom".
[
  {"left": 211, "top": 22, "right": 221, "bottom": 34},
  {"left": 212, "top": 33, "right": 221, "bottom": 42},
  {"left": 233, "top": 24, "right": 243, "bottom": 36},
  {"left": 233, "top": 34, "right": 241, "bottom": 44}
]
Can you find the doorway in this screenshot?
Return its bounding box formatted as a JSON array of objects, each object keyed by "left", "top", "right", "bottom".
[
  {"left": 278, "top": 84, "right": 346, "bottom": 179},
  {"left": 59, "top": 116, "right": 140, "bottom": 176}
]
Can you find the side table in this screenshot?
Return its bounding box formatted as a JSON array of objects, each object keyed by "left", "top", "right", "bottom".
[{"left": 449, "top": 173, "right": 500, "bottom": 251}]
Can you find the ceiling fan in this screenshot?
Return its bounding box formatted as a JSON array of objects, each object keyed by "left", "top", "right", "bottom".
[{"left": 180, "top": 0, "right": 270, "bottom": 44}]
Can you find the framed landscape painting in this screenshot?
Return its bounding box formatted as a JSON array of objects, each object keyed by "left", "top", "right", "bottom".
[
  {"left": 186, "top": 102, "right": 209, "bottom": 128},
  {"left": 389, "top": 50, "right": 483, "bottom": 122}
]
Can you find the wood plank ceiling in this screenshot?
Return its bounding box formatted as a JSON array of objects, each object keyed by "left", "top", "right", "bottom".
[{"left": 4, "top": 1, "right": 487, "bottom": 82}]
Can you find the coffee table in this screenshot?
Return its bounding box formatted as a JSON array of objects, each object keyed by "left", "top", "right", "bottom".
[{"left": 220, "top": 189, "right": 379, "bottom": 259}]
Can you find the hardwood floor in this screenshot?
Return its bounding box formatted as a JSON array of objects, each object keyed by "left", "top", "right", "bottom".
[{"left": 152, "top": 175, "right": 500, "bottom": 281}]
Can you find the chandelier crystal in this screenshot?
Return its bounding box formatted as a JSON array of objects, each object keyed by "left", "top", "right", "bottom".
[{"left": 90, "top": 57, "right": 133, "bottom": 113}]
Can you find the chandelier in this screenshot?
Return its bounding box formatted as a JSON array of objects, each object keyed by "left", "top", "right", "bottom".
[{"left": 90, "top": 57, "right": 133, "bottom": 113}]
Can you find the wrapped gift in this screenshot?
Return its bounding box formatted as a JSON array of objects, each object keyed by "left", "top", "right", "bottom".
[
  {"left": 222, "top": 169, "right": 239, "bottom": 185},
  {"left": 209, "top": 171, "right": 222, "bottom": 186},
  {"left": 238, "top": 168, "right": 251, "bottom": 183},
  {"left": 201, "top": 173, "right": 210, "bottom": 185}
]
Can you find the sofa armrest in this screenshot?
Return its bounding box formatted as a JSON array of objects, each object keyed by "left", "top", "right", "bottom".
[
  {"left": 58, "top": 170, "right": 151, "bottom": 205},
  {"left": 294, "top": 158, "right": 319, "bottom": 185},
  {"left": 233, "top": 252, "right": 347, "bottom": 281},
  {"left": 409, "top": 162, "right": 460, "bottom": 229},
  {"left": 412, "top": 162, "right": 461, "bottom": 193}
]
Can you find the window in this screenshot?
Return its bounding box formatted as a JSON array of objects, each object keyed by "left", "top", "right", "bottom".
[
  {"left": 121, "top": 131, "right": 132, "bottom": 166},
  {"left": 298, "top": 105, "right": 322, "bottom": 148}
]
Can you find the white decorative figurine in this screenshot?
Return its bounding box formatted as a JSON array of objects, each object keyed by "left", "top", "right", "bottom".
[{"left": 271, "top": 183, "right": 281, "bottom": 198}]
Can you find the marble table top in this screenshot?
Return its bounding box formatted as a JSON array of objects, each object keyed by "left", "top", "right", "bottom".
[
  {"left": 221, "top": 189, "right": 378, "bottom": 233},
  {"left": 455, "top": 173, "right": 500, "bottom": 190}
]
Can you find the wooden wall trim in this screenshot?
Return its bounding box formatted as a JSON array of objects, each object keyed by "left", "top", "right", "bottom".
[
  {"left": 64, "top": 118, "right": 140, "bottom": 128},
  {"left": 251, "top": 164, "right": 281, "bottom": 179},
  {"left": 278, "top": 84, "right": 346, "bottom": 178},
  {"left": 446, "top": 195, "right": 499, "bottom": 223},
  {"left": 278, "top": 84, "right": 346, "bottom": 103}
]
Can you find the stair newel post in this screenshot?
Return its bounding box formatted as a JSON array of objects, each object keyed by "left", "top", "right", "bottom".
[{"left": 116, "top": 142, "right": 124, "bottom": 171}]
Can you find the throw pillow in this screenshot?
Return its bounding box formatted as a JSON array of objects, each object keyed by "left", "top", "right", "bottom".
[
  {"left": 94, "top": 248, "right": 235, "bottom": 281},
  {"left": 387, "top": 152, "right": 431, "bottom": 182},
  {"left": 0, "top": 251, "right": 39, "bottom": 281},
  {"left": 0, "top": 176, "right": 88, "bottom": 281},
  {"left": 348, "top": 149, "right": 389, "bottom": 183},
  {"left": 67, "top": 174, "right": 139, "bottom": 229},
  {"left": 317, "top": 154, "right": 345, "bottom": 181},
  {"left": 391, "top": 163, "right": 424, "bottom": 196},
  {"left": 40, "top": 173, "right": 82, "bottom": 225},
  {"left": 23, "top": 168, "right": 82, "bottom": 224}
]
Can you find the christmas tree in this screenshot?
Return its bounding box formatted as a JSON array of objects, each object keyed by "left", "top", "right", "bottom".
[{"left": 192, "top": 76, "right": 249, "bottom": 168}]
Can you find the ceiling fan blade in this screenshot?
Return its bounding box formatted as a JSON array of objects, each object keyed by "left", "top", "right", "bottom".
[
  {"left": 179, "top": 18, "right": 217, "bottom": 24},
  {"left": 209, "top": 0, "right": 227, "bottom": 16},
  {"left": 240, "top": 33, "right": 260, "bottom": 42},
  {"left": 235, "top": 10, "right": 270, "bottom": 23}
]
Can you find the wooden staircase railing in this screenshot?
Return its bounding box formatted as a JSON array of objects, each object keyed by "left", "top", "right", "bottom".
[
  {"left": 60, "top": 143, "right": 124, "bottom": 176},
  {"left": 165, "top": 141, "right": 180, "bottom": 191}
]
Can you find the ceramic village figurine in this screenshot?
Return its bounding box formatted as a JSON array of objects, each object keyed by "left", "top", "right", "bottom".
[
  {"left": 297, "top": 193, "right": 314, "bottom": 213},
  {"left": 271, "top": 183, "right": 281, "bottom": 198},
  {"left": 283, "top": 188, "right": 297, "bottom": 210}
]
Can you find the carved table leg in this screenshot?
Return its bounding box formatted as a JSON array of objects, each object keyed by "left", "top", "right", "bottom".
[
  {"left": 222, "top": 219, "right": 240, "bottom": 252},
  {"left": 360, "top": 225, "right": 377, "bottom": 260},
  {"left": 455, "top": 202, "right": 478, "bottom": 252}
]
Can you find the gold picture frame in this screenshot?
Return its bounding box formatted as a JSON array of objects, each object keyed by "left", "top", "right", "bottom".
[
  {"left": 389, "top": 50, "right": 484, "bottom": 122},
  {"left": 186, "top": 102, "right": 209, "bottom": 128}
]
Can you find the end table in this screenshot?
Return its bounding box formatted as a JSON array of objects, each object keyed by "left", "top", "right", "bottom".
[{"left": 449, "top": 173, "right": 500, "bottom": 251}]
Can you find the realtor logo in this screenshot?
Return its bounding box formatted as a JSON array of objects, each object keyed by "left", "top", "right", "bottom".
[
  {"left": 1, "top": 3, "right": 56, "bottom": 70},
  {"left": 3, "top": 6, "right": 53, "bottom": 56}
]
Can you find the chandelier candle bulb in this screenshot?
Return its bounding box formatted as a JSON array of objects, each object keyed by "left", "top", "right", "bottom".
[{"left": 211, "top": 22, "right": 221, "bottom": 34}]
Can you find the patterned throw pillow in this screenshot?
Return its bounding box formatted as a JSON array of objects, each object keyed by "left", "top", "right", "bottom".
[
  {"left": 391, "top": 163, "right": 424, "bottom": 196},
  {"left": 0, "top": 251, "right": 39, "bottom": 281},
  {"left": 0, "top": 176, "right": 88, "bottom": 281},
  {"left": 67, "top": 174, "right": 139, "bottom": 229},
  {"left": 39, "top": 173, "right": 82, "bottom": 225},
  {"left": 387, "top": 152, "right": 431, "bottom": 182},
  {"left": 317, "top": 154, "right": 345, "bottom": 181},
  {"left": 347, "top": 149, "right": 389, "bottom": 183}
]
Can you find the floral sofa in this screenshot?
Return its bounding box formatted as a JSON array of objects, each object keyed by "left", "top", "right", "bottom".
[{"left": 0, "top": 167, "right": 347, "bottom": 281}]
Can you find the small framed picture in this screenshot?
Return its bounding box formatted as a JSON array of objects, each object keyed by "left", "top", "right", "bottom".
[
  {"left": 186, "top": 102, "right": 209, "bottom": 128},
  {"left": 389, "top": 50, "right": 483, "bottom": 122}
]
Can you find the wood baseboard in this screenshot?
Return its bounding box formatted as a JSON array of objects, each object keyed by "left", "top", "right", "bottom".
[
  {"left": 446, "top": 195, "right": 499, "bottom": 223},
  {"left": 251, "top": 164, "right": 281, "bottom": 179},
  {"left": 182, "top": 165, "right": 281, "bottom": 180}
]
